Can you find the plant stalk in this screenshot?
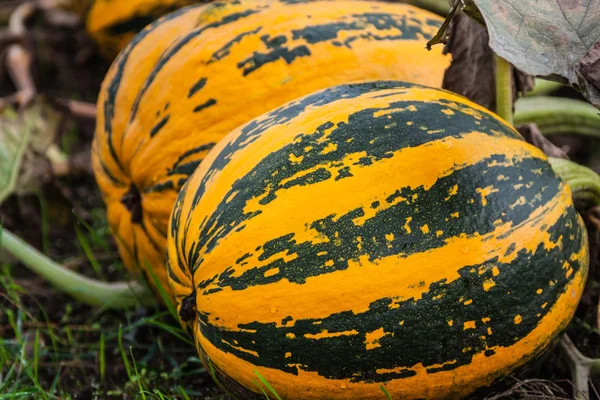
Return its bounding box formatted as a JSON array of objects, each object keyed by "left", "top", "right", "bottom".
[
  {"left": 405, "top": 0, "right": 449, "bottom": 15},
  {"left": 527, "top": 78, "right": 564, "bottom": 97},
  {"left": 0, "top": 228, "right": 155, "bottom": 309},
  {"left": 548, "top": 158, "right": 600, "bottom": 207},
  {"left": 514, "top": 96, "right": 600, "bottom": 138},
  {"left": 495, "top": 55, "right": 513, "bottom": 125}
]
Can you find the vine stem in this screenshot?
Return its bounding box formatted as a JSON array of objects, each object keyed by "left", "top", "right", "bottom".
[
  {"left": 548, "top": 158, "right": 600, "bottom": 207},
  {"left": 0, "top": 228, "right": 155, "bottom": 309},
  {"left": 495, "top": 55, "right": 513, "bottom": 125},
  {"left": 527, "top": 78, "right": 564, "bottom": 97},
  {"left": 405, "top": 0, "right": 449, "bottom": 15},
  {"left": 514, "top": 96, "right": 600, "bottom": 138}
]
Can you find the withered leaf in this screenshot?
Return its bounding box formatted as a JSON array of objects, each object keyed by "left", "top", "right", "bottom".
[
  {"left": 442, "top": 12, "right": 533, "bottom": 112},
  {"left": 0, "top": 98, "right": 62, "bottom": 205},
  {"left": 517, "top": 123, "right": 569, "bottom": 160}
]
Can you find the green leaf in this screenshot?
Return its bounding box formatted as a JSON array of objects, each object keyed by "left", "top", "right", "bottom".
[
  {"left": 253, "top": 370, "right": 282, "bottom": 400},
  {"left": 471, "top": 0, "right": 600, "bottom": 108},
  {"left": 380, "top": 385, "right": 393, "bottom": 400}
]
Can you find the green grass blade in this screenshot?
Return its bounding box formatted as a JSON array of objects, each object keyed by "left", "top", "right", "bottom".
[
  {"left": 145, "top": 319, "right": 192, "bottom": 345},
  {"left": 251, "top": 379, "right": 270, "bottom": 399},
  {"left": 74, "top": 225, "right": 104, "bottom": 279},
  {"left": 0, "top": 357, "right": 18, "bottom": 393},
  {"left": 17, "top": 336, "right": 48, "bottom": 400},
  {"left": 380, "top": 384, "right": 393, "bottom": 400},
  {"left": 129, "top": 347, "right": 147, "bottom": 400},
  {"left": 144, "top": 260, "right": 177, "bottom": 319},
  {"left": 178, "top": 386, "right": 191, "bottom": 400},
  {"left": 33, "top": 330, "right": 40, "bottom": 380},
  {"left": 6, "top": 310, "right": 20, "bottom": 344},
  {"left": 152, "top": 390, "right": 166, "bottom": 400},
  {"left": 65, "top": 326, "right": 73, "bottom": 346},
  {"left": 253, "top": 370, "right": 281, "bottom": 400},
  {"left": 35, "top": 192, "right": 49, "bottom": 255},
  {"left": 99, "top": 333, "right": 105, "bottom": 385},
  {"left": 0, "top": 392, "right": 39, "bottom": 399},
  {"left": 118, "top": 325, "right": 132, "bottom": 379},
  {"left": 49, "top": 366, "right": 62, "bottom": 394},
  {"left": 72, "top": 212, "right": 111, "bottom": 252},
  {"left": 208, "top": 360, "right": 235, "bottom": 399}
]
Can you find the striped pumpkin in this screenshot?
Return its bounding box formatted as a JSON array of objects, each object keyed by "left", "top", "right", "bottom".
[
  {"left": 92, "top": 0, "right": 450, "bottom": 299},
  {"left": 86, "top": 0, "right": 207, "bottom": 58},
  {"left": 166, "top": 81, "right": 588, "bottom": 399}
]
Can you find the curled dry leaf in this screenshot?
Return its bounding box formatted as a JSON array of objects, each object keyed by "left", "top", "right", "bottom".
[
  {"left": 0, "top": 97, "right": 63, "bottom": 205},
  {"left": 442, "top": 12, "right": 533, "bottom": 112},
  {"left": 470, "top": 0, "right": 600, "bottom": 109},
  {"left": 0, "top": 107, "right": 28, "bottom": 205},
  {"left": 516, "top": 123, "right": 569, "bottom": 160}
]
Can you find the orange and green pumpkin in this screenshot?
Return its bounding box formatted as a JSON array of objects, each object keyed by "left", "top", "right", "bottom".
[
  {"left": 85, "top": 0, "right": 208, "bottom": 58},
  {"left": 92, "top": 0, "right": 451, "bottom": 299},
  {"left": 166, "top": 81, "right": 588, "bottom": 399},
  {"left": 59, "top": 0, "right": 207, "bottom": 59}
]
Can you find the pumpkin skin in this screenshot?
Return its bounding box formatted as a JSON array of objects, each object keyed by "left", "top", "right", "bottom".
[
  {"left": 166, "top": 81, "right": 588, "bottom": 399},
  {"left": 92, "top": 0, "right": 450, "bottom": 299},
  {"left": 86, "top": 0, "right": 208, "bottom": 58}
]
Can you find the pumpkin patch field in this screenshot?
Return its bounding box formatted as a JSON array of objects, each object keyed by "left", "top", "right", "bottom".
[{"left": 1, "top": 0, "right": 600, "bottom": 399}]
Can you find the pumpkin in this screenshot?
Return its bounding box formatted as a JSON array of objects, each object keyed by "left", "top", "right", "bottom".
[
  {"left": 57, "top": 0, "right": 205, "bottom": 58},
  {"left": 86, "top": 0, "right": 207, "bottom": 58},
  {"left": 92, "top": 0, "right": 450, "bottom": 299},
  {"left": 166, "top": 81, "right": 588, "bottom": 399}
]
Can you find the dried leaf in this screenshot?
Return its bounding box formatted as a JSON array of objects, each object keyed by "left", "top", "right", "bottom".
[
  {"left": 0, "top": 107, "right": 30, "bottom": 204},
  {"left": 516, "top": 123, "right": 569, "bottom": 160},
  {"left": 580, "top": 41, "right": 600, "bottom": 92},
  {"left": 0, "top": 98, "right": 62, "bottom": 205},
  {"left": 425, "top": 1, "right": 460, "bottom": 49},
  {"left": 442, "top": 12, "right": 533, "bottom": 112},
  {"left": 471, "top": 0, "right": 600, "bottom": 108}
]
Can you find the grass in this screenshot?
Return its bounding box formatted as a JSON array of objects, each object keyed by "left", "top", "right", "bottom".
[
  {"left": 254, "top": 370, "right": 282, "bottom": 400},
  {"left": 0, "top": 198, "right": 223, "bottom": 399},
  {"left": 380, "top": 385, "right": 393, "bottom": 400}
]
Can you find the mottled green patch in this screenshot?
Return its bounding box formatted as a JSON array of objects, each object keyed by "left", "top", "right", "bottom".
[
  {"left": 197, "top": 207, "right": 584, "bottom": 382},
  {"left": 215, "top": 155, "right": 560, "bottom": 290},
  {"left": 187, "top": 94, "right": 529, "bottom": 267}
]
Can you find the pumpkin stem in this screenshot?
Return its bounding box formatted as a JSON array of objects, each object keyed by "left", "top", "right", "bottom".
[
  {"left": 548, "top": 158, "right": 600, "bottom": 207},
  {"left": 0, "top": 227, "right": 155, "bottom": 309},
  {"left": 179, "top": 290, "right": 197, "bottom": 323},
  {"left": 495, "top": 54, "right": 513, "bottom": 125},
  {"left": 121, "top": 183, "right": 143, "bottom": 223}
]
